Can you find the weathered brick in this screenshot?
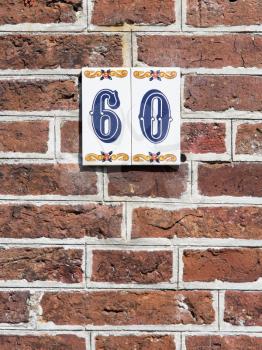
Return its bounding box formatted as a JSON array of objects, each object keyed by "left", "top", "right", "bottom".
[
  {"left": 224, "top": 291, "right": 262, "bottom": 326},
  {"left": 181, "top": 122, "right": 226, "bottom": 154},
  {"left": 92, "top": 0, "right": 175, "bottom": 26},
  {"left": 0, "top": 335, "right": 86, "bottom": 350},
  {"left": 92, "top": 250, "right": 172, "bottom": 283},
  {"left": 0, "top": 204, "right": 122, "bottom": 239},
  {"left": 132, "top": 206, "right": 262, "bottom": 240},
  {"left": 61, "top": 120, "right": 80, "bottom": 153},
  {"left": 96, "top": 335, "right": 176, "bottom": 350},
  {"left": 183, "top": 248, "right": 262, "bottom": 283},
  {"left": 0, "top": 35, "right": 123, "bottom": 70},
  {"left": 184, "top": 75, "right": 262, "bottom": 112},
  {"left": 0, "top": 0, "right": 82, "bottom": 25},
  {"left": 138, "top": 34, "right": 262, "bottom": 68},
  {"left": 235, "top": 122, "right": 262, "bottom": 155},
  {"left": 0, "top": 291, "right": 29, "bottom": 324},
  {"left": 41, "top": 291, "right": 215, "bottom": 325},
  {"left": 0, "top": 80, "right": 78, "bottom": 111},
  {"left": 107, "top": 165, "right": 188, "bottom": 198},
  {"left": 187, "top": 0, "right": 262, "bottom": 27},
  {"left": 186, "top": 335, "right": 262, "bottom": 350},
  {"left": 0, "top": 163, "right": 97, "bottom": 196},
  {"left": 198, "top": 162, "right": 262, "bottom": 197},
  {"left": 0, "top": 247, "right": 83, "bottom": 283},
  {"left": 0, "top": 120, "right": 49, "bottom": 153}
]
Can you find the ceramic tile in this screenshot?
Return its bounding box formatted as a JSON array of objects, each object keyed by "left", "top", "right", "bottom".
[
  {"left": 131, "top": 67, "right": 180, "bottom": 165},
  {"left": 82, "top": 67, "right": 132, "bottom": 165}
]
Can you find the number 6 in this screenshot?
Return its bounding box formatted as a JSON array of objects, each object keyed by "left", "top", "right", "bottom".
[{"left": 90, "top": 89, "right": 121, "bottom": 143}]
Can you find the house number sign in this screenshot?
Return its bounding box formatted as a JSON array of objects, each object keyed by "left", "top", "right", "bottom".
[{"left": 82, "top": 67, "right": 180, "bottom": 165}]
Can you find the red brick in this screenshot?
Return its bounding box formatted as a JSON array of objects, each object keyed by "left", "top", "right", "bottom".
[
  {"left": 0, "top": 163, "right": 97, "bottom": 196},
  {"left": 0, "top": 335, "right": 86, "bottom": 350},
  {"left": 0, "top": 34, "right": 123, "bottom": 70},
  {"left": 183, "top": 248, "right": 262, "bottom": 283},
  {"left": 187, "top": 0, "right": 262, "bottom": 27},
  {"left": 0, "top": 204, "right": 122, "bottom": 239},
  {"left": 107, "top": 165, "right": 188, "bottom": 198},
  {"left": 132, "top": 206, "right": 262, "bottom": 240},
  {"left": 0, "top": 291, "right": 29, "bottom": 324},
  {"left": 0, "top": 247, "right": 83, "bottom": 283},
  {"left": 186, "top": 335, "right": 262, "bottom": 350},
  {"left": 0, "top": 120, "right": 49, "bottom": 153},
  {"left": 41, "top": 290, "right": 215, "bottom": 326},
  {"left": 0, "top": 0, "right": 82, "bottom": 25},
  {"left": 235, "top": 122, "right": 262, "bottom": 155},
  {"left": 61, "top": 120, "right": 80, "bottom": 153},
  {"left": 224, "top": 291, "right": 262, "bottom": 326},
  {"left": 92, "top": 0, "right": 175, "bottom": 26},
  {"left": 198, "top": 162, "right": 262, "bottom": 197},
  {"left": 0, "top": 80, "right": 78, "bottom": 111},
  {"left": 96, "top": 335, "right": 176, "bottom": 350},
  {"left": 138, "top": 34, "right": 262, "bottom": 68},
  {"left": 91, "top": 250, "right": 172, "bottom": 283},
  {"left": 184, "top": 75, "right": 262, "bottom": 112},
  {"left": 181, "top": 122, "right": 226, "bottom": 154}
]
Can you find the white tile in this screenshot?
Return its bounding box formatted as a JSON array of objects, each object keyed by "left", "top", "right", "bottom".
[
  {"left": 82, "top": 67, "right": 131, "bottom": 165},
  {"left": 131, "top": 67, "right": 180, "bottom": 165}
]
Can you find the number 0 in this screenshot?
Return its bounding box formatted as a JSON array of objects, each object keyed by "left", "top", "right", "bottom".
[{"left": 139, "top": 89, "right": 172, "bottom": 144}]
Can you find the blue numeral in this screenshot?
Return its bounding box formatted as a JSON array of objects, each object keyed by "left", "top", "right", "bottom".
[
  {"left": 90, "top": 89, "right": 121, "bottom": 143},
  {"left": 139, "top": 89, "right": 172, "bottom": 144}
]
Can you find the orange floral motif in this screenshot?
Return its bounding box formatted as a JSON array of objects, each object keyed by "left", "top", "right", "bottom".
[
  {"left": 133, "top": 152, "right": 177, "bottom": 163},
  {"left": 85, "top": 152, "right": 129, "bottom": 162},
  {"left": 84, "top": 69, "right": 128, "bottom": 79},
  {"left": 133, "top": 70, "right": 177, "bottom": 80}
]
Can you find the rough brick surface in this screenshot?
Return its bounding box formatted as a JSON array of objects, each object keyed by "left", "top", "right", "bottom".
[
  {"left": 0, "top": 292, "right": 29, "bottom": 323},
  {"left": 186, "top": 335, "right": 262, "bottom": 350},
  {"left": 0, "top": 0, "right": 82, "bottom": 25},
  {"left": 41, "top": 291, "right": 215, "bottom": 325},
  {"left": 61, "top": 120, "right": 80, "bottom": 153},
  {"left": 107, "top": 165, "right": 188, "bottom": 198},
  {"left": 1, "top": 0, "right": 261, "bottom": 342},
  {"left": 181, "top": 122, "right": 226, "bottom": 154},
  {"left": 92, "top": 0, "right": 175, "bottom": 26},
  {"left": 0, "top": 120, "right": 49, "bottom": 153},
  {"left": 224, "top": 291, "right": 262, "bottom": 326},
  {"left": 0, "top": 247, "right": 83, "bottom": 283},
  {"left": 132, "top": 206, "right": 262, "bottom": 239},
  {"left": 138, "top": 34, "right": 262, "bottom": 68},
  {"left": 0, "top": 35, "right": 123, "bottom": 70},
  {"left": 235, "top": 122, "right": 262, "bottom": 155},
  {"left": 0, "top": 204, "right": 122, "bottom": 239},
  {"left": 184, "top": 75, "right": 262, "bottom": 112},
  {"left": 0, "top": 164, "right": 97, "bottom": 196},
  {"left": 91, "top": 250, "right": 172, "bottom": 283},
  {"left": 186, "top": 0, "right": 262, "bottom": 27},
  {"left": 183, "top": 248, "right": 262, "bottom": 283},
  {"left": 0, "top": 335, "right": 86, "bottom": 350},
  {"left": 0, "top": 80, "right": 78, "bottom": 111},
  {"left": 198, "top": 163, "right": 262, "bottom": 197},
  {"left": 96, "top": 335, "right": 176, "bottom": 350}
]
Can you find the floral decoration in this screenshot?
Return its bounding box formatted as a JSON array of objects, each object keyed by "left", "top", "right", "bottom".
[
  {"left": 149, "top": 70, "right": 161, "bottom": 81},
  {"left": 149, "top": 151, "right": 161, "bottom": 162},
  {"left": 100, "top": 69, "right": 112, "bottom": 80}
]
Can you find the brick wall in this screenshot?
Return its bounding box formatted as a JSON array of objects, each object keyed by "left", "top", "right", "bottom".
[{"left": 0, "top": 1, "right": 261, "bottom": 349}]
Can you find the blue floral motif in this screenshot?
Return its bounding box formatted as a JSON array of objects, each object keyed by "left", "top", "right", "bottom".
[
  {"left": 101, "top": 151, "right": 113, "bottom": 162},
  {"left": 149, "top": 70, "right": 161, "bottom": 81},
  {"left": 149, "top": 151, "right": 161, "bottom": 163},
  {"left": 100, "top": 69, "right": 112, "bottom": 80}
]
